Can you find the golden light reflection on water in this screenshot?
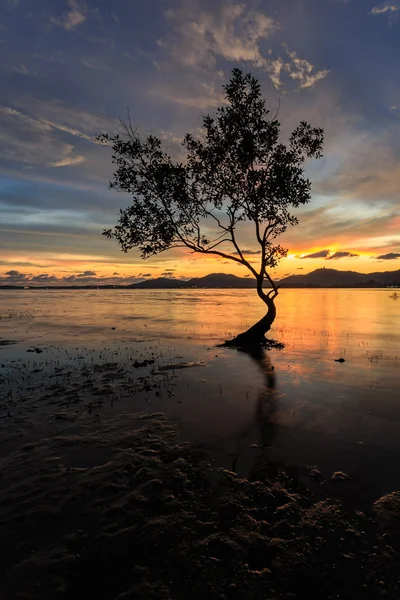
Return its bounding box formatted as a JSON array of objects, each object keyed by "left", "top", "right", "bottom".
[
  {"left": 1, "top": 288, "right": 399, "bottom": 495},
  {"left": 0, "top": 287, "right": 398, "bottom": 353},
  {"left": 1, "top": 287, "right": 398, "bottom": 419}
]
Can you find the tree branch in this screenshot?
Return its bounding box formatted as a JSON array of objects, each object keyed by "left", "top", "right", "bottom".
[
  {"left": 204, "top": 207, "right": 230, "bottom": 232},
  {"left": 206, "top": 238, "right": 233, "bottom": 251}
]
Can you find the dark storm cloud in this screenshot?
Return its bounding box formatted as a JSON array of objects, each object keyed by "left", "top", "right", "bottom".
[
  {"left": 326, "top": 251, "right": 359, "bottom": 260},
  {"left": 375, "top": 252, "right": 400, "bottom": 260},
  {"left": 301, "top": 250, "right": 330, "bottom": 259}
]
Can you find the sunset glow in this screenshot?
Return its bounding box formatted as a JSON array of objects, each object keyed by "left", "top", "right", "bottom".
[{"left": 1, "top": 1, "right": 400, "bottom": 286}]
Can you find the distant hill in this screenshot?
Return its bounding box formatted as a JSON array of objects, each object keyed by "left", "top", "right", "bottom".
[
  {"left": 278, "top": 268, "right": 400, "bottom": 288},
  {"left": 128, "top": 268, "right": 400, "bottom": 289},
  {"left": 186, "top": 273, "right": 256, "bottom": 288},
  {"left": 2, "top": 268, "right": 400, "bottom": 290},
  {"left": 127, "top": 268, "right": 400, "bottom": 289},
  {"left": 129, "top": 273, "right": 257, "bottom": 289},
  {"left": 130, "top": 277, "right": 187, "bottom": 289}
]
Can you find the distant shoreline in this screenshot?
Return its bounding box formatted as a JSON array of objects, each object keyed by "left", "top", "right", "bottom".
[
  {"left": 2, "top": 268, "right": 399, "bottom": 290},
  {"left": 1, "top": 284, "right": 399, "bottom": 290}
]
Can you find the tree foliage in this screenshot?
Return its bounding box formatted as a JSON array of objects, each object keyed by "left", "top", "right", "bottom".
[{"left": 98, "top": 69, "right": 323, "bottom": 294}]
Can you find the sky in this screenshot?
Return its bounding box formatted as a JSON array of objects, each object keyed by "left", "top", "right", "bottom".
[{"left": 1, "top": 0, "right": 400, "bottom": 287}]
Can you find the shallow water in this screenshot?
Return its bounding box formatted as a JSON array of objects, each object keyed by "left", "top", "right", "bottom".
[{"left": 1, "top": 288, "right": 399, "bottom": 499}]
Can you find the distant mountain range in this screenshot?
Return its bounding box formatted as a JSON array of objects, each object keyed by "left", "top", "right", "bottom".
[
  {"left": 278, "top": 268, "right": 400, "bottom": 288},
  {"left": 130, "top": 273, "right": 256, "bottom": 289},
  {"left": 129, "top": 268, "right": 400, "bottom": 289},
  {"left": 1, "top": 268, "right": 400, "bottom": 290}
]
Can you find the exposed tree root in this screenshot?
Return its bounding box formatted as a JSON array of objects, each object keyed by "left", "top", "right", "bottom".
[{"left": 221, "top": 288, "right": 284, "bottom": 350}]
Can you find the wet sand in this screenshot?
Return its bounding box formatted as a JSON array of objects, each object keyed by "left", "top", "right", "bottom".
[
  {"left": 1, "top": 339, "right": 399, "bottom": 599},
  {"left": 1, "top": 288, "right": 400, "bottom": 597}
]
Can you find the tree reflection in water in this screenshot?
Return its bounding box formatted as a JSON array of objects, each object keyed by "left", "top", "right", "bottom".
[{"left": 231, "top": 345, "right": 279, "bottom": 478}]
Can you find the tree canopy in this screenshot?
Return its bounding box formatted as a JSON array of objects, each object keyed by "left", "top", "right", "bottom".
[{"left": 98, "top": 69, "right": 323, "bottom": 344}]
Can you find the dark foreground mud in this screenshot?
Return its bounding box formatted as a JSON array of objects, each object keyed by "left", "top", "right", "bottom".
[{"left": 0, "top": 412, "right": 398, "bottom": 600}]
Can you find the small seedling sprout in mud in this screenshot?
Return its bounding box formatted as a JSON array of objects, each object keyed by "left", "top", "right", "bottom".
[{"left": 98, "top": 69, "right": 323, "bottom": 347}]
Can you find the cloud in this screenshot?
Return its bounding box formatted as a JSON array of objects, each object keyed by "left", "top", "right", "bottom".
[
  {"left": 309, "top": 119, "right": 400, "bottom": 216},
  {"left": 0, "top": 105, "right": 86, "bottom": 168},
  {"left": 370, "top": 3, "right": 400, "bottom": 15},
  {"left": 81, "top": 57, "right": 110, "bottom": 71},
  {"left": 51, "top": 0, "right": 86, "bottom": 31},
  {"left": 284, "top": 46, "right": 330, "bottom": 89},
  {"left": 0, "top": 100, "right": 116, "bottom": 179},
  {"left": 151, "top": 78, "right": 226, "bottom": 111},
  {"left": 77, "top": 270, "right": 97, "bottom": 276},
  {"left": 49, "top": 155, "right": 85, "bottom": 168},
  {"left": 375, "top": 252, "right": 400, "bottom": 259},
  {"left": 31, "top": 274, "right": 58, "bottom": 283},
  {"left": 300, "top": 250, "right": 331, "bottom": 259},
  {"left": 17, "top": 97, "right": 114, "bottom": 140},
  {"left": 0, "top": 269, "right": 149, "bottom": 287},
  {"left": 13, "top": 65, "right": 30, "bottom": 75},
  {"left": 4, "top": 270, "right": 28, "bottom": 280},
  {"left": 0, "top": 105, "right": 50, "bottom": 132},
  {"left": 326, "top": 251, "right": 359, "bottom": 259},
  {"left": 0, "top": 260, "right": 50, "bottom": 268},
  {"left": 160, "top": 2, "right": 328, "bottom": 90},
  {"left": 233, "top": 249, "right": 262, "bottom": 255},
  {"left": 161, "top": 3, "right": 277, "bottom": 69},
  {"left": 1, "top": 0, "right": 398, "bottom": 273}
]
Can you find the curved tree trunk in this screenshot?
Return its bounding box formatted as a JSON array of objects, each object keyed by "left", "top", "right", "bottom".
[{"left": 224, "top": 279, "right": 278, "bottom": 347}]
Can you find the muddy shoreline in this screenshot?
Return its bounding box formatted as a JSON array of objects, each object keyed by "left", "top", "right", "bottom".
[
  {"left": 1, "top": 410, "right": 399, "bottom": 599},
  {"left": 1, "top": 344, "right": 399, "bottom": 598}
]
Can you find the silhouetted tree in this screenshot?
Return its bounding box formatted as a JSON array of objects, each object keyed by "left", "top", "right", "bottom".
[{"left": 98, "top": 69, "right": 323, "bottom": 346}]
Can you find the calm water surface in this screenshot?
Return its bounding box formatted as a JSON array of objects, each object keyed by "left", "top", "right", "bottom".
[{"left": 1, "top": 288, "right": 399, "bottom": 498}]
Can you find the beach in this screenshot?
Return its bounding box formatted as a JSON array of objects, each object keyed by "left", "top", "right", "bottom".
[{"left": 1, "top": 288, "right": 399, "bottom": 598}]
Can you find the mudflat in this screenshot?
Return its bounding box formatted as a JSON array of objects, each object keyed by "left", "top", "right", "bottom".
[{"left": 1, "top": 288, "right": 399, "bottom": 597}]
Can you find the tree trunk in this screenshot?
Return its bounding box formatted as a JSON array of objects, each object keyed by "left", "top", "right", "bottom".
[{"left": 224, "top": 279, "right": 278, "bottom": 348}]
